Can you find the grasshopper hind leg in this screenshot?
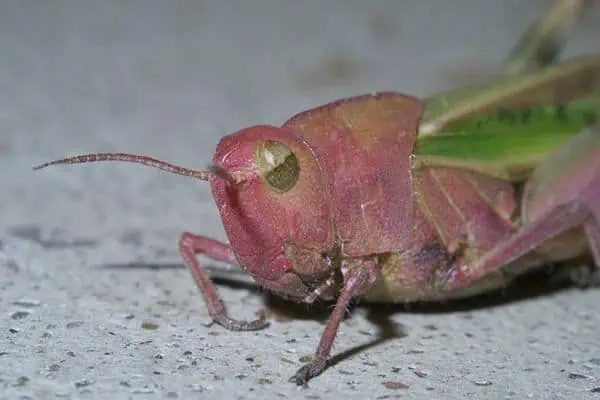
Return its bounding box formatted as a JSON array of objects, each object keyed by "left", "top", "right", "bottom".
[
  {"left": 441, "top": 127, "right": 600, "bottom": 291},
  {"left": 567, "top": 264, "right": 600, "bottom": 288},
  {"left": 584, "top": 219, "right": 600, "bottom": 269},
  {"left": 551, "top": 221, "right": 600, "bottom": 288},
  {"left": 570, "top": 220, "right": 600, "bottom": 287},
  {"left": 570, "top": 132, "right": 600, "bottom": 286}
]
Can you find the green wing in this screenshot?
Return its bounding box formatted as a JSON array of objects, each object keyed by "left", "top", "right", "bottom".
[
  {"left": 415, "top": 0, "right": 599, "bottom": 181},
  {"left": 415, "top": 97, "right": 599, "bottom": 181}
]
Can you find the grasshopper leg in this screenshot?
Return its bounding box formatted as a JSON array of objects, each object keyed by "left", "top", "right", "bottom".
[
  {"left": 567, "top": 264, "right": 600, "bottom": 288},
  {"left": 442, "top": 203, "right": 596, "bottom": 289},
  {"left": 442, "top": 127, "right": 600, "bottom": 290},
  {"left": 584, "top": 219, "right": 600, "bottom": 268},
  {"left": 569, "top": 220, "right": 600, "bottom": 287},
  {"left": 179, "top": 232, "right": 269, "bottom": 331},
  {"left": 290, "top": 259, "right": 379, "bottom": 386}
]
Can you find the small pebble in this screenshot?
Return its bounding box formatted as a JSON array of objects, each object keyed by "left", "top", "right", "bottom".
[
  {"left": 382, "top": 381, "right": 409, "bottom": 389},
  {"left": 568, "top": 372, "right": 591, "bottom": 380},
  {"left": 12, "top": 299, "right": 41, "bottom": 307},
  {"left": 15, "top": 376, "right": 30, "bottom": 386},
  {"left": 10, "top": 310, "right": 31, "bottom": 320},
  {"left": 132, "top": 388, "right": 155, "bottom": 394},
  {"left": 413, "top": 370, "right": 428, "bottom": 378},
  {"left": 408, "top": 366, "right": 428, "bottom": 378},
  {"left": 66, "top": 321, "right": 84, "bottom": 329},
  {"left": 188, "top": 384, "right": 206, "bottom": 392},
  {"left": 141, "top": 320, "right": 159, "bottom": 330},
  {"left": 74, "top": 379, "right": 94, "bottom": 389}
]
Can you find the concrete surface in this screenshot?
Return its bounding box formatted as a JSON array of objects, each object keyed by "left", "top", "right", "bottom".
[{"left": 1, "top": 1, "right": 600, "bottom": 399}]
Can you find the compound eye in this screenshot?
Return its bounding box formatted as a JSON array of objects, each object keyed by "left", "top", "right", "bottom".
[{"left": 255, "top": 140, "right": 300, "bottom": 193}]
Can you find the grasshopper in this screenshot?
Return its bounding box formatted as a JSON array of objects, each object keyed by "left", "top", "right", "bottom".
[{"left": 34, "top": 0, "right": 599, "bottom": 385}]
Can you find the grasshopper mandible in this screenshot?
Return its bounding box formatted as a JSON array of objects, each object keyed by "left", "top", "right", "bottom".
[{"left": 34, "top": 0, "right": 599, "bottom": 385}]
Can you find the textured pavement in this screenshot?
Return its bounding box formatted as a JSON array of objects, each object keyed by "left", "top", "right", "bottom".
[{"left": 1, "top": 1, "right": 600, "bottom": 399}]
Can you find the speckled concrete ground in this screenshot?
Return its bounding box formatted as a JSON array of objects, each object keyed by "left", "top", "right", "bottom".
[{"left": 2, "top": 1, "right": 600, "bottom": 399}]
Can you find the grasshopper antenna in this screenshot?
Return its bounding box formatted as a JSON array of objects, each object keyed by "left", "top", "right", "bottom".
[{"left": 33, "top": 152, "right": 223, "bottom": 182}]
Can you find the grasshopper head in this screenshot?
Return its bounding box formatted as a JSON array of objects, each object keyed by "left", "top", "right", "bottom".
[{"left": 210, "top": 125, "right": 336, "bottom": 301}]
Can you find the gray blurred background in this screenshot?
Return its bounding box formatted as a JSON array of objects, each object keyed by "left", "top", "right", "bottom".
[{"left": 1, "top": 1, "right": 600, "bottom": 399}]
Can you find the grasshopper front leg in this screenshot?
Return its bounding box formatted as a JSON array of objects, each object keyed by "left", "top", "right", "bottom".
[
  {"left": 442, "top": 126, "right": 600, "bottom": 290},
  {"left": 179, "top": 232, "right": 270, "bottom": 331},
  {"left": 290, "top": 258, "right": 380, "bottom": 385}
]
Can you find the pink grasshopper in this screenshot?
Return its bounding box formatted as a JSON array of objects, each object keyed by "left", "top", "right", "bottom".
[{"left": 34, "top": 0, "right": 600, "bottom": 385}]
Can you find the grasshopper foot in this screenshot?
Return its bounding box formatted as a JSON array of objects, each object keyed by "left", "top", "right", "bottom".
[
  {"left": 289, "top": 358, "right": 328, "bottom": 386},
  {"left": 211, "top": 312, "right": 269, "bottom": 331},
  {"left": 568, "top": 264, "right": 600, "bottom": 288}
]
